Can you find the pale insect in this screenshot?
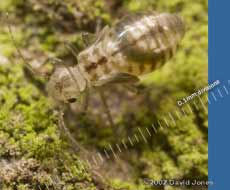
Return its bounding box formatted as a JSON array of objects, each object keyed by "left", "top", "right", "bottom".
[{"left": 6, "top": 12, "right": 185, "bottom": 136}]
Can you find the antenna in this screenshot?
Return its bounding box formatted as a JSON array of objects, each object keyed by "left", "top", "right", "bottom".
[{"left": 5, "top": 12, "right": 35, "bottom": 74}]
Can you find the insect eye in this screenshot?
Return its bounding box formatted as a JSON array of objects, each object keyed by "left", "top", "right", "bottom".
[{"left": 67, "top": 98, "right": 77, "bottom": 103}]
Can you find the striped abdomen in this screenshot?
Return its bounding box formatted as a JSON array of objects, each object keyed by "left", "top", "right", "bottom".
[{"left": 78, "top": 12, "right": 185, "bottom": 81}]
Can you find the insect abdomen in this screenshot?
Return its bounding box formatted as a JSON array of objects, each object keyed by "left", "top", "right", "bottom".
[{"left": 111, "top": 12, "right": 185, "bottom": 75}]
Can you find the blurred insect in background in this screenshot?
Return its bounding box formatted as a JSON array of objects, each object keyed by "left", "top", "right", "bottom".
[{"left": 6, "top": 11, "right": 185, "bottom": 150}]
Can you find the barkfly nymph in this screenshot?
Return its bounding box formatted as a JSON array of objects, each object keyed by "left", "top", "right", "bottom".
[{"left": 5, "top": 11, "right": 185, "bottom": 150}]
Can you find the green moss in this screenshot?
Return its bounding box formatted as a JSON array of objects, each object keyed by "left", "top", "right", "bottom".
[{"left": 0, "top": 0, "right": 207, "bottom": 189}]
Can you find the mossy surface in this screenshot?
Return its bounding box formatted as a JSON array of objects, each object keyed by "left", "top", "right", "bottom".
[{"left": 0, "top": 0, "right": 207, "bottom": 190}]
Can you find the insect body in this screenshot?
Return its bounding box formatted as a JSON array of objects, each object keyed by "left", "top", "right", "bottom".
[
  {"left": 6, "top": 11, "right": 185, "bottom": 149},
  {"left": 6, "top": 11, "right": 185, "bottom": 124},
  {"left": 48, "top": 12, "right": 185, "bottom": 103}
]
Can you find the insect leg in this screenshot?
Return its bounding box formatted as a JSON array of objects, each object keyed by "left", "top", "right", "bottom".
[
  {"left": 64, "top": 41, "right": 88, "bottom": 87},
  {"left": 98, "top": 88, "right": 115, "bottom": 128},
  {"left": 126, "top": 83, "right": 155, "bottom": 94},
  {"left": 82, "top": 32, "right": 96, "bottom": 47},
  {"left": 96, "top": 17, "right": 102, "bottom": 35},
  {"left": 64, "top": 42, "right": 80, "bottom": 64},
  {"left": 123, "top": 84, "right": 139, "bottom": 94},
  {"left": 81, "top": 24, "right": 109, "bottom": 47},
  {"left": 81, "top": 17, "right": 102, "bottom": 47},
  {"left": 81, "top": 88, "right": 90, "bottom": 113},
  {"left": 58, "top": 107, "right": 84, "bottom": 152}
]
